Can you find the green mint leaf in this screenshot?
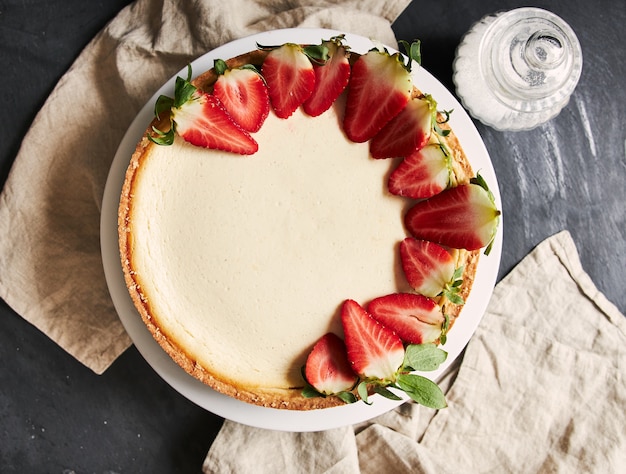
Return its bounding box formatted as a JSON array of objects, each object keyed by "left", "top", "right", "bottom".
[
  {"left": 301, "top": 385, "right": 323, "bottom": 399},
  {"left": 337, "top": 391, "right": 358, "bottom": 404},
  {"left": 358, "top": 381, "right": 372, "bottom": 405},
  {"left": 396, "top": 373, "right": 447, "bottom": 409},
  {"left": 372, "top": 385, "right": 403, "bottom": 401},
  {"left": 403, "top": 343, "right": 447, "bottom": 372}
]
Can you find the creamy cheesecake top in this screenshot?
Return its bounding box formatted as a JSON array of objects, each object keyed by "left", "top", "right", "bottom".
[{"left": 126, "top": 100, "right": 408, "bottom": 390}]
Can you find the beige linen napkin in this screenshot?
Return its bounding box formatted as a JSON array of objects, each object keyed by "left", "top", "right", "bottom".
[
  {"left": 0, "top": 0, "right": 411, "bottom": 374},
  {"left": 203, "top": 231, "right": 626, "bottom": 473}
]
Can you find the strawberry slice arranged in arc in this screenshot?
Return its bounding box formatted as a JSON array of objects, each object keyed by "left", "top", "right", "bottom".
[
  {"left": 260, "top": 43, "right": 323, "bottom": 119},
  {"left": 367, "top": 293, "right": 445, "bottom": 345},
  {"left": 370, "top": 95, "right": 435, "bottom": 159},
  {"left": 343, "top": 47, "right": 414, "bottom": 143},
  {"left": 404, "top": 176, "right": 501, "bottom": 252},
  {"left": 303, "top": 37, "right": 351, "bottom": 117},
  {"left": 212, "top": 59, "right": 270, "bottom": 133},
  {"left": 304, "top": 332, "right": 358, "bottom": 396},
  {"left": 341, "top": 299, "right": 405, "bottom": 382},
  {"left": 388, "top": 143, "right": 452, "bottom": 199},
  {"left": 172, "top": 92, "right": 258, "bottom": 154},
  {"left": 150, "top": 66, "right": 258, "bottom": 155},
  {"left": 399, "top": 238, "right": 463, "bottom": 304}
]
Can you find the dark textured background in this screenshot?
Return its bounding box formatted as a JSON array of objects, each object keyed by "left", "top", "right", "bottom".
[{"left": 1, "top": 0, "right": 624, "bottom": 471}]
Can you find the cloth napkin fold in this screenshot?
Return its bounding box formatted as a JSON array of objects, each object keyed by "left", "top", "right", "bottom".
[
  {"left": 0, "top": 0, "right": 411, "bottom": 374},
  {"left": 203, "top": 231, "right": 626, "bottom": 473}
]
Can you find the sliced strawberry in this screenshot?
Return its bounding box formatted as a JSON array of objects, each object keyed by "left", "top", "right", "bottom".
[
  {"left": 343, "top": 46, "right": 415, "bottom": 143},
  {"left": 341, "top": 299, "right": 405, "bottom": 382},
  {"left": 388, "top": 144, "right": 452, "bottom": 199},
  {"left": 172, "top": 91, "right": 258, "bottom": 154},
  {"left": 303, "top": 37, "right": 351, "bottom": 117},
  {"left": 370, "top": 95, "right": 435, "bottom": 159},
  {"left": 304, "top": 333, "right": 358, "bottom": 395},
  {"left": 150, "top": 67, "right": 258, "bottom": 155},
  {"left": 212, "top": 60, "right": 270, "bottom": 133},
  {"left": 367, "top": 293, "right": 445, "bottom": 345},
  {"left": 399, "top": 238, "right": 465, "bottom": 306},
  {"left": 404, "top": 177, "right": 501, "bottom": 252},
  {"left": 261, "top": 43, "right": 317, "bottom": 119}
]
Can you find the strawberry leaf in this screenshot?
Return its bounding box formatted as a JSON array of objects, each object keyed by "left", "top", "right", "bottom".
[
  {"left": 149, "top": 126, "right": 175, "bottom": 146},
  {"left": 403, "top": 343, "right": 448, "bottom": 372},
  {"left": 396, "top": 373, "right": 447, "bottom": 409},
  {"left": 213, "top": 58, "right": 228, "bottom": 75},
  {"left": 173, "top": 74, "right": 197, "bottom": 108},
  {"left": 469, "top": 173, "right": 500, "bottom": 255},
  {"left": 398, "top": 39, "right": 422, "bottom": 69},
  {"left": 154, "top": 95, "right": 174, "bottom": 120},
  {"left": 303, "top": 44, "right": 330, "bottom": 64},
  {"left": 441, "top": 265, "right": 465, "bottom": 305},
  {"left": 439, "top": 314, "right": 451, "bottom": 346}
]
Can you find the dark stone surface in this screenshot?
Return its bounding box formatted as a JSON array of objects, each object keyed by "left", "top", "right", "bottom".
[{"left": 1, "top": 0, "right": 624, "bottom": 471}]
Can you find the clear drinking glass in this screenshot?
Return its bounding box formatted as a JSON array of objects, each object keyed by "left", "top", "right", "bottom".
[{"left": 453, "top": 7, "right": 583, "bottom": 131}]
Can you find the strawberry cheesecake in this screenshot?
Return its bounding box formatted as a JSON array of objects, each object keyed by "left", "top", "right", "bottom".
[{"left": 118, "top": 36, "right": 500, "bottom": 409}]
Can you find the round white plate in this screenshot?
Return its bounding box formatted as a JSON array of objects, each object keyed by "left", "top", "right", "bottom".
[{"left": 101, "top": 28, "right": 502, "bottom": 432}]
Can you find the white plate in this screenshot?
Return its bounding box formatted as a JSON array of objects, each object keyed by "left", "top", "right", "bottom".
[{"left": 101, "top": 28, "right": 502, "bottom": 432}]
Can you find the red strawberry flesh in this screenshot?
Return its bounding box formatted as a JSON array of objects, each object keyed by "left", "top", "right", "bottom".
[
  {"left": 370, "top": 95, "right": 433, "bottom": 159},
  {"left": 303, "top": 41, "right": 351, "bottom": 117},
  {"left": 389, "top": 144, "right": 451, "bottom": 199},
  {"left": 172, "top": 91, "right": 258, "bottom": 155},
  {"left": 304, "top": 332, "right": 358, "bottom": 395},
  {"left": 262, "top": 43, "right": 315, "bottom": 119},
  {"left": 343, "top": 50, "right": 412, "bottom": 143},
  {"left": 341, "top": 299, "right": 405, "bottom": 381},
  {"left": 213, "top": 67, "right": 270, "bottom": 133},
  {"left": 404, "top": 183, "right": 500, "bottom": 250},
  {"left": 368, "top": 293, "right": 445, "bottom": 345},
  {"left": 399, "top": 238, "right": 456, "bottom": 298}
]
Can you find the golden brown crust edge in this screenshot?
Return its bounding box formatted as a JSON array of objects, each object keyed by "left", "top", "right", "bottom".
[{"left": 117, "top": 48, "right": 481, "bottom": 410}]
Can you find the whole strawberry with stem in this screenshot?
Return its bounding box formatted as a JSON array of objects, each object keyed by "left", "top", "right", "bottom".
[
  {"left": 343, "top": 40, "right": 421, "bottom": 143},
  {"left": 405, "top": 174, "right": 501, "bottom": 254},
  {"left": 150, "top": 65, "right": 258, "bottom": 155},
  {"left": 212, "top": 59, "right": 270, "bottom": 133}
]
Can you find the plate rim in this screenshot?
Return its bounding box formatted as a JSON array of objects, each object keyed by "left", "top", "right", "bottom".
[{"left": 100, "top": 27, "right": 503, "bottom": 432}]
